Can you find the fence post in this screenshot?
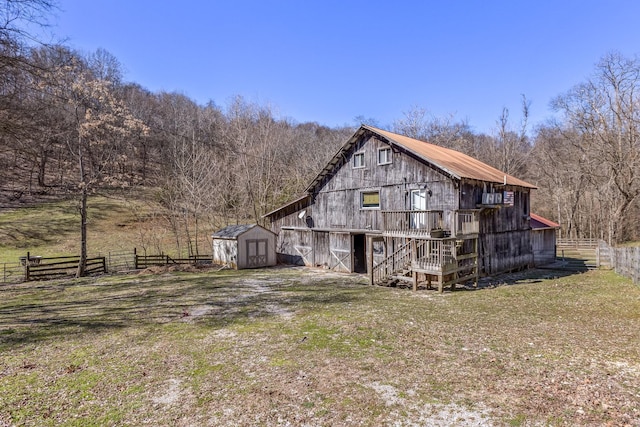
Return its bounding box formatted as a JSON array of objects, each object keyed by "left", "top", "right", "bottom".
[
  {"left": 24, "top": 252, "right": 30, "bottom": 281},
  {"left": 134, "top": 248, "right": 138, "bottom": 269}
]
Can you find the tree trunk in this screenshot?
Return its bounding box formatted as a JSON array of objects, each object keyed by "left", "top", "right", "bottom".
[
  {"left": 37, "top": 147, "right": 48, "bottom": 187},
  {"left": 77, "top": 184, "right": 88, "bottom": 277},
  {"left": 76, "top": 139, "right": 87, "bottom": 278}
]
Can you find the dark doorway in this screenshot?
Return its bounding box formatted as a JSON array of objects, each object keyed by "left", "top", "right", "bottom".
[{"left": 353, "top": 234, "right": 366, "bottom": 273}]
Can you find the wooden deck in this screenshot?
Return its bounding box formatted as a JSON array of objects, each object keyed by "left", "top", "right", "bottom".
[
  {"left": 370, "top": 209, "right": 480, "bottom": 291},
  {"left": 370, "top": 234, "right": 479, "bottom": 292}
]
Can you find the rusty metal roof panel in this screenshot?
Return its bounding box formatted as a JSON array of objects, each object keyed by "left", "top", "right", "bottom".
[
  {"left": 364, "top": 125, "right": 537, "bottom": 189},
  {"left": 530, "top": 213, "right": 560, "bottom": 229}
]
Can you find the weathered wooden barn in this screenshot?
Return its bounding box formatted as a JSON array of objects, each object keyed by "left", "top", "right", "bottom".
[
  {"left": 264, "top": 125, "right": 538, "bottom": 291},
  {"left": 212, "top": 224, "right": 277, "bottom": 269},
  {"left": 530, "top": 213, "right": 560, "bottom": 266}
]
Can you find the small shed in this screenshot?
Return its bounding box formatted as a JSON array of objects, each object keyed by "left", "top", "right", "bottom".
[
  {"left": 530, "top": 213, "right": 561, "bottom": 266},
  {"left": 212, "top": 224, "right": 277, "bottom": 269}
]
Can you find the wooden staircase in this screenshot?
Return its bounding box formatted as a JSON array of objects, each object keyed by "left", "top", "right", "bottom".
[
  {"left": 372, "top": 240, "right": 413, "bottom": 287},
  {"left": 371, "top": 237, "right": 479, "bottom": 292}
]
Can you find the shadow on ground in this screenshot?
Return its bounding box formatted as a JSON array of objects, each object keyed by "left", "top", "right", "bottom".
[{"left": 0, "top": 268, "right": 368, "bottom": 348}]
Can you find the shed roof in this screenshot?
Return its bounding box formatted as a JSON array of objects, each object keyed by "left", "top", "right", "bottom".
[
  {"left": 212, "top": 224, "right": 259, "bottom": 239},
  {"left": 306, "top": 125, "right": 536, "bottom": 192},
  {"left": 530, "top": 213, "right": 560, "bottom": 229}
]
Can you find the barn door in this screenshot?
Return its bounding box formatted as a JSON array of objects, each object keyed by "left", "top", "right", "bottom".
[
  {"left": 329, "top": 232, "right": 352, "bottom": 272},
  {"left": 293, "top": 229, "right": 313, "bottom": 266},
  {"left": 247, "top": 239, "right": 268, "bottom": 267},
  {"left": 314, "top": 231, "right": 330, "bottom": 267}
]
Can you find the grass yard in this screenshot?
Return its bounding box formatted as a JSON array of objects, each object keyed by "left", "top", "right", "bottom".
[{"left": 0, "top": 267, "right": 639, "bottom": 426}]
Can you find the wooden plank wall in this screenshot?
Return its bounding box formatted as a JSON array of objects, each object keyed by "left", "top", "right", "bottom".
[
  {"left": 531, "top": 228, "right": 557, "bottom": 266},
  {"left": 480, "top": 230, "right": 533, "bottom": 275}
]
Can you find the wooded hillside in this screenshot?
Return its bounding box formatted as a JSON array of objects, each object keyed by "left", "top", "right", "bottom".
[{"left": 1, "top": 1, "right": 639, "bottom": 260}]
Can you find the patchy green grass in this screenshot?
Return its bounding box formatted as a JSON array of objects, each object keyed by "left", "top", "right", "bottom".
[
  {"left": 0, "top": 267, "right": 639, "bottom": 426},
  {"left": 0, "top": 191, "right": 212, "bottom": 264},
  {"left": 0, "top": 199, "right": 79, "bottom": 259}
]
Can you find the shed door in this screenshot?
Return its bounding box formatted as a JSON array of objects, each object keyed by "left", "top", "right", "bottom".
[{"left": 247, "top": 239, "right": 268, "bottom": 267}]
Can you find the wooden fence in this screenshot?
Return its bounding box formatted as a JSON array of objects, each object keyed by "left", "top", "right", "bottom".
[
  {"left": 557, "top": 238, "right": 599, "bottom": 249},
  {"left": 1, "top": 249, "right": 212, "bottom": 284},
  {"left": 597, "top": 240, "right": 640, "bottom": 284},
  {"left": 23, "top": 255, "right": 106, "bottom": 281},
  {"left": 134, "top": 251, "right": 212, "bottom": 269}
]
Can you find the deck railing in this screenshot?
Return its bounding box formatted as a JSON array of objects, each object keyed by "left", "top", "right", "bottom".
[
  {"left": 382, "top": 210, "right": 479, "bottom": 238},
  {"left": 382, "top": 210, "right": 443, "bottom": 237},
  {"left": 454, "top": 210, "right": 480, "bottom": 236},
  {"left": 371, "top": 240, "right": 412, "bottom": 284},
  {"left": 412, "top": 239, "right": 456, "bottom": 272}
]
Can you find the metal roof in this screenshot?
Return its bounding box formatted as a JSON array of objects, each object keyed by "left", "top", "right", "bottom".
[
  {"left": 530, "top": 213, "right": 560, "bottom": 229},
  {"left": 305, "top": 125, "right": 537, "bottom": 192},
  {"left": 364, "top": 125, "right": 537, "bottom": 189}
]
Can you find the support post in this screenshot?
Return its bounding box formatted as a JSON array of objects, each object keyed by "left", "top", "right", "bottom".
[
  {"left": 412, "top": 270, "right": 417, "bottom": 292},
  {"left": 368, "top": 235, "right": 374, "bottom": 286},
  {"left": 24, "top": 252, "right": 30, "bottom": 281},
  {"left": 474, "top": 237, "right": 479, "bottom": 288}
]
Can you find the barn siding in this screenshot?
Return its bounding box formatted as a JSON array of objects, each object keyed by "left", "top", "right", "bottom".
[
  {"left": 480, "top": 230, "right": 533, "bottom": 274},
  {"left": 532, "top": 228, "right": 557, "bottom": 266},
  {"left": 276, "top": 228, "right": 311, "bottom": 266},
  {"left": 311, "top": 135, "right": 459, "bottom": 231}
]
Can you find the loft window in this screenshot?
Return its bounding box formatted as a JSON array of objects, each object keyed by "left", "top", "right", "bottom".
[
  {"left": 353, "top": 152, "right": 365, "bottom": 168},
  {"left": 361, "top": 191, "right": 380, "bottom": 209},
  {"left": 377, "top": 147, "right": 392, "bottom": 165}
]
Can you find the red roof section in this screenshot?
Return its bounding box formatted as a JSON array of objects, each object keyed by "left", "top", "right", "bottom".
[{"left": 530, "top": 213, "right": 560, "bottom": 229}]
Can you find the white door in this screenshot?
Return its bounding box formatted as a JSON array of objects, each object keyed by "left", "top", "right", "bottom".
[{"left": 410, "top": 190, "right": 427, "bottom": 229}]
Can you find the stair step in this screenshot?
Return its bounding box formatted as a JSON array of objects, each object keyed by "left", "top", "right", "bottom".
[{"left": 390, "top": 274, "right": 414, "bottom": 283}]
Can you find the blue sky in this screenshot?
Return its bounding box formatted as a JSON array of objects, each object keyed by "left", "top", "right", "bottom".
[{"left": 51, "top": 1, "right": 640, "bottom": 134}]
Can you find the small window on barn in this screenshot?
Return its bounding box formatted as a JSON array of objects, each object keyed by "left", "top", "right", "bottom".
[
  {"left": 377, "top": 147, "right": 392, "bottom": 165},
  {"left": 353, "top": 152, "right": 365, "bottom": 169},
  {"left": 361, "top": 191, "right": 380, "bottom": 209}
]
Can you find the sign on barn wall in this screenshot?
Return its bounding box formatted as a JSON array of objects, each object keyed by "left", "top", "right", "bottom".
[{"left": 503, "top": 191, "right": 514, "bottom": 206}]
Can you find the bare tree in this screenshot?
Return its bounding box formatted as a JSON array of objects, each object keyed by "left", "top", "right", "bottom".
[
  {"left": 488, "top": 95, "right": 532, "bottom": 177},
  {"left": 47, "top": 58, "right": 148, "bottom": 275},
  {"left": 393, "top": 106, "right": 476, "bottom": 152},
  {"left": 551, "top": 52, "right": 640, "bottom": 243}
]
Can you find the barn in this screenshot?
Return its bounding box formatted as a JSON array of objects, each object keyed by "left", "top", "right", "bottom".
[
  {"left": 212, "top": 224, "right": 277, "bottom": 269},
  {"left": 265, "top": 124, "right": 539, "bottom": 291}
]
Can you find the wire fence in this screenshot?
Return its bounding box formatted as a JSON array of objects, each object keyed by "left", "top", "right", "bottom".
[{"left": 1, "top": 262, "right": 23, "bottom": 284}]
